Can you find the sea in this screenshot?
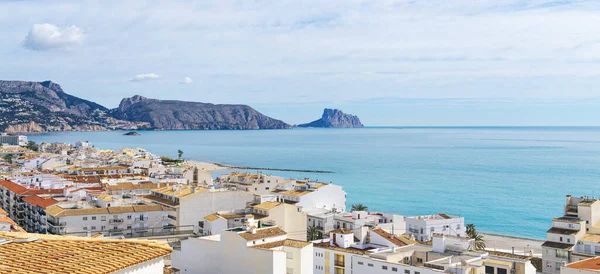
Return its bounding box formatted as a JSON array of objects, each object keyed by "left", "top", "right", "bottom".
[{"left": 28, "top": 127, "right": 600, "bottom": 239}]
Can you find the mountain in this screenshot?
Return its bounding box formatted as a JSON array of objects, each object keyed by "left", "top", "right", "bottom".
[
  {"left": 298, "top": 108, "right": 364, "bottom": 128},
  {"left": 111, "top": 95, "right": 291, "bottom": 130},
  {"left": 0, "top": 80, "right": 111, "bottom": 132},
  {"left": 0, "top": 80, "right": 290, "bottom": 132}
]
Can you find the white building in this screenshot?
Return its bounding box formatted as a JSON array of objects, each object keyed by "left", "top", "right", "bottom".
[
  {"left": 45, "top": 204, "right": 169, "bottom": 237},
  {"left": 202, "top": 198, "right": 308, "bottom": 241},
  {"left": 314, "top": 228, "right": 537, "bottom": 274},
  {"left": 218, "top": 172, "right": 285, "bottom": 194},
  {"left": 543, "top": 195, "right": 600, "bottom": 274},
  {"left": 274, "top": 179, "right": 346, "bottom": 213},
  {"left": 172, "top": 218, "right": 314, "bottom": 274},
  {"left": 0, "top": 133, "right": 27, "bottom": 146},
  {"left": 406, "top": 213, "right": 465, "bottom": 242},
  {"left": 143, "top": 185, "right": 254, "bottom": 232}
]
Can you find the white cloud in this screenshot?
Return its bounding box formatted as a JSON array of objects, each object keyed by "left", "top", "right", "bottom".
[
  {"left": 180, "top": 77, "right": 193, "bottom": 84},
  {"left": 22, "top": 23, "right": 84, "bottom": 51},
  {"left": 130, "top": 73, "right": 161, "bottom": 82}
]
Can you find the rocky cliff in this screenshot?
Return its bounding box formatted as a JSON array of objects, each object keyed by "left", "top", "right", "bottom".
[
  {"left": 297, "top": 109, "right": 364, "bottom": 128},
  {"left": 0, "top": 80, "right": 110, "bottom": 132},
  {"left": 111, "top": 95, "right": 291, "bottom": 130}
]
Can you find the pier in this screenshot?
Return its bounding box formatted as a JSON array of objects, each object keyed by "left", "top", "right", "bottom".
[{"left": 212, "top": 163, "right": 335, "bottom": 174}]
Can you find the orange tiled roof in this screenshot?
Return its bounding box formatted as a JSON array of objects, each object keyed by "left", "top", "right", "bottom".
[
  {"left": 22, "top": 188, "right": 64, "bottom": 196},
  {"left": 22, "top": 195, "right": 58, "bottom": 208},
  {"left": 0, "top": 231, "right": 171, "bottom": 273},
  {"left": 238, "top": 227, "right": 287, "bottom": 241},
  {"left": 0, "top": 180, "right": 27, "bottom": 195},
  {"left": 371, "top": 228, "right": 416, "bottom": 247},
  {"left": 566, "top": 256, "right": 600, "bottom": 271}
]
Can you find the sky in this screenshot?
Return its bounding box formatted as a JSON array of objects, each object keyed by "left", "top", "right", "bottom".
[{"left": 1, "top": 0, "right": 600, "bottom": 126}]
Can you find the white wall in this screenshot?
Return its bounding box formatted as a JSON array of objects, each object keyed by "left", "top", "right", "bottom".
[
  {"left": 295, "top": 184, "right": 346, "bottom": 212},
  {"left": 172, "top": 233, "right": 285, "bottom": 274},
  {"left": 352, "top": 256, "right": 443, "bottom": 274},
  {"left": 179, "top": 191, "right": 254, "bottom": 230}
]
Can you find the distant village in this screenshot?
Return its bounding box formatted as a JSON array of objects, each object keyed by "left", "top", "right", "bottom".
[{"left": 0, "top": 133, "right": 598, "bottom": 274}]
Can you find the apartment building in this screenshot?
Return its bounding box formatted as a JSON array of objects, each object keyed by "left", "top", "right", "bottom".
[
  {"left": 22, "top": 195, "right": 58, "bottom": 234},
  {"left": 0, "top": 180, "right": 64, "bottom": 227},
  {"left": 172, "top": 219, "right": 313, "bottom": 274},
  {"left": 273, "top": 179, "right": 347, "bottom": 212},
  {"left": 143, "top": 184, "right": 254, "bottom": 232},
  {"left": 314, "top": 229, "right": 537, "bottom": 274},
  {"left": 0, "top": 133, "right": 27, "bottom": 146},
  {"left": 0, "top": 231, "right": 172, "bottom": 273},
  {"left": 218, "top": 172, "right": 285, "bottom": 194},
  {"left": 45, "top": 204, "right": 169, "bottom": 237},
  {"left": 202, "top": 198, "right": 307, "bottom": 240},
  {"left": 543, "top": 195, "right": 600, "bottom": 274},
  {"left": 406, "top": 213, "right": 465, "bottom": 242}
]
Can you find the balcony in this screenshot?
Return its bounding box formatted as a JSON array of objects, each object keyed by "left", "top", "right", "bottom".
[
  {"left": 334, "top": 260, "right": 345, "bottom": 267},
  {"left": 47, "top": 219, "right": 66, "bottom": 227},
  {"left": 135, "top": 217, "right": 148, "bottom": 222},
  {"left": 109, "top": 219, "right": 124, "bottom": 224},
  {"left": 168, "top": 215, "right": 177, "bottom": 221}
]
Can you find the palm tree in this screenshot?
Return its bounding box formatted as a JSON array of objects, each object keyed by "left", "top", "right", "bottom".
[
  {"left": 307, "top": 225, "right": 321, "bottom": 241},
  {"left": 466, "top": 223, "right": 476, "bottom": 237},
  {"left": 351, "top": 203, "right": 369, "bottom": 211},
  {"left": 472, "top": 232, "right": 486, "bottom": 250},
  {"left": 177, "top": 149, "right": 183, "bottom": 159}
]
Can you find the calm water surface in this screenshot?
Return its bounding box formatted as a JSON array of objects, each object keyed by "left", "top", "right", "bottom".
[{"left": 29, "top": 127, "right": 600, "bottom": 239}]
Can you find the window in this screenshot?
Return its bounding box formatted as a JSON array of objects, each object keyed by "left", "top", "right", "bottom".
[
  {"left": 497, "top": 268, "right": 507, "bottom": 274},
  {"left": 358, "top": 262, "right": 364, "bottom": 265},
  {"left": 559, "top": 236, "right": 563, "bottom": 242},
  {"left": 91, "top": 226, "right": 96, "bottom": 230},
  {"left": 383, "top": 266, "right": 388, "bottom": 270},
  {"left": 405, "top": 270, "right": 410, "bottom": 274},
  {"left": 334, "top": 253, "right": 345, "bottom": 267},
  {"left": 101, "top": 216, "right": 106, "bottom": 221},
  {"left": 555, "top": 263, "right": 562, "bottom": 271},
  {"left": 101, "top": 226, "right": 106, "bottom": 230},
  {"left": 83, "top": 217, "right": 88, "bottom": 221},
  {"left": 368, "top": 263, "right": 373, "bottom": 267},
  {"left": 417, "top": 258, "right": 423, "bottom": 263},
  {"left": 127, "top": 215, "right": 132, "bottom": 220},
  {"left": 92, "top": 216, "right": 96, "bottom": 220},
  {"left": 567, "top": 238, "right": 571, "bottom": 243},
  {"left": 415, "top": 272, "right": 420, "bottom": 274},
  {"left": 485, "top": 266, "right": 494, "bottom": 274},
  {"left": 127, "top": 225, "right": 132, "bottom": 229},
  {"left": 557, "top": 250, "right": 569, "bottom": 258},
  {"left": 265, "top": 187, "right": 270, "bottom": 190},
  {"left": 392, "top": 267, "right": 398, "bottom": 272},
  {"left": 334, "top": 268, "right": 345, "bottom": 274},
  {"left": 83, "top": 226, "right": 88, "bottom": 230}
]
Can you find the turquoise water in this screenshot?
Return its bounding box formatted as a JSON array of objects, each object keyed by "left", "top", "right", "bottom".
[{"left": 29, "top": 127, "right": 600, "bottom": 239}]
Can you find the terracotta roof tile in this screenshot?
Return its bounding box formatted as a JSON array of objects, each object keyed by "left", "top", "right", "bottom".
[
  {"left": 238, "top": 227, "right": 287, "bottom": 241},
  {"left": 0, "top": 180, "right": 27, "bottom": 195},
  {"left": 252, "top": 239, "right": 312, "bottom": 249},
  {"left": 0, "top": 231, "right": 171, "bottom": 273},
  {"left": 22, "top": 195, "right": 58, "bottom": 208}
]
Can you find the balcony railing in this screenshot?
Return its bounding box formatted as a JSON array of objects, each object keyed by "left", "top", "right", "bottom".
[
  {"left": 334, "top": 260, "right": 345, "bottom": 267},
  {"left": 109, "top": 219, "right": 124, "bottom": 224},
  {"left": 135, "top": 217, "right": 148, "bottom": 222}
]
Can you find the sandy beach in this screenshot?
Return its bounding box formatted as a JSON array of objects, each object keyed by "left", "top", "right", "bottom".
[{"left": 184, "top": 160, "right": 229, "bottom": 172}]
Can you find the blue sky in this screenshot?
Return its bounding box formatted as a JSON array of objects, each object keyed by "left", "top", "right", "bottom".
[{"left": 1, "top": 0, "right": 600, "bottom": 126}]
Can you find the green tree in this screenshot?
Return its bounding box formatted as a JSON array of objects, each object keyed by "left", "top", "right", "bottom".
[
  {"left": 465, "top": 224, "right": 486, "bottom": 250},
  {"left": 26, "top": 141, "right": 39, "bottom": 151},
  {"left": 351, "top": 203, "right": 369, "bottom": 211},
  {"left": 2, "top": 154, "right": 13, "bottom": 164},
  {"left": 177, "top": 149, "right": 183, "bottom": 159},
  {"left": 307, "top": 225, "right": 322, "bottom": 241},
  {"left": 466, "top": 223, "right": 476, "bottom": 237}
]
